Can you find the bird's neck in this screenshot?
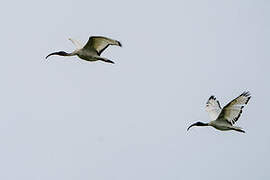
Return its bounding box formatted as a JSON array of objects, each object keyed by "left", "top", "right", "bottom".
[{"left": 69, "top": 50, "right": 79, "bottom": 56}]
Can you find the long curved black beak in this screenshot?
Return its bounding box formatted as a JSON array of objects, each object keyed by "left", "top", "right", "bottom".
[
  {"left": 187, "top": 121, "right": 208, "bottom": 131},
  {"left": 46, "top": 52, "right": 57, "bottom": 59},
  {"left": 45, "top": 51, "right": 69, "bottom": 59},
  {"left": 187, "top": 123, "right": 197, "bottom": 131}
]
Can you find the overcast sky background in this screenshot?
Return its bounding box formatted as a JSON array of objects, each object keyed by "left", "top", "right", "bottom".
[{"left": 0, "top": 0, "right": 269, "bottom": 179}]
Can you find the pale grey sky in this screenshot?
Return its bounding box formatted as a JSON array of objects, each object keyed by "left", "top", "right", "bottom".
[{"left": 0, "top": 0, "right": 269, "bottom": 179}]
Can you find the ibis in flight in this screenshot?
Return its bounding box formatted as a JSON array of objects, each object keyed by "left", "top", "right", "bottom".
[
  {"left": 187, "top": 91, "right": 251, "bottom": 133},
  {"left": 46, "top": 36, "right": 122, "bottom": 64}
]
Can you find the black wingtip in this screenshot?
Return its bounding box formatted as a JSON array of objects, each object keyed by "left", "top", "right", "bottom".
[
  {"left": 242, "top": 91, "right": 251, "bottom": 104},
  {"left": 117, "top": 41, "right": 122, "bottom": 47},
  {"left": 242, "top": 91, "right": 251, "bottom": 97},
  {"left": 208, "top": 95, "right": 216, "bottom": 100}
]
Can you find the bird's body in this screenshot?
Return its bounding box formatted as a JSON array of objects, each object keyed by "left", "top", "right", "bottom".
[
  {"left": 76, "top": 48, "right": 101, "bottom": 62},
  {"left": 46, "top": 36, "right": 122, "bottom": 64},
  {"left": 208, "top": 120, "right": 243, "bottom": 132},
  {"left": 187, "top": 91, "right": 251, "bottom": 133}
]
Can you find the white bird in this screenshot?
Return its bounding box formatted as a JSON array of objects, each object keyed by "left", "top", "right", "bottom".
[
  {"left": 187, "top": 91, "right": 251, "bottom": 133},
  {"left": 46, "top": 36, "right": 122, "bottom": 64}
]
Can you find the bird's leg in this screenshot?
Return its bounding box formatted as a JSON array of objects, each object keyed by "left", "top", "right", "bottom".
[
  {"left": 98, "top": 57, "right": 115, "bottom": 64},
  {"left": 232, "top": 126, "right": 245, "bottom": 133}
]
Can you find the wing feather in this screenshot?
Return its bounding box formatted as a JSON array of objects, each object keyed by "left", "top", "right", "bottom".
[
  {"left": 217, "top": 91, "right": 251, "bottom": 125},
  {"left": 205, "top": 95, "right": 222, "bottom": 120},
  {"left": 83, "top": 36, "right": 121, "bottom": 55}
]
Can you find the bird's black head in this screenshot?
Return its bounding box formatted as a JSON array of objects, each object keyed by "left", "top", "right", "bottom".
[
  {"left": 187, "top": 121, "right": 208, "bottom": 131},
  {"left": 46, "top": 51, "right": 69, "bottom": 59}
]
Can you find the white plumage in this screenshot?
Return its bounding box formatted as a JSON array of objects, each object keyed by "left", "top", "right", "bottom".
[
  {"left": 217, "top": 91, "right": 251, "bottom": 125},
  {"left": 205, "top": 96, "right": 222, "bottom": 120},
  {"left": 46, "top": 36, "right": 122, "bottom": 64},
  {"left": 188, "top": 91, "right": 251, "bottom": 133}
]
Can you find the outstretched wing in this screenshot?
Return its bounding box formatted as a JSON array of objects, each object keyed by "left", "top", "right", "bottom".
[
  {"left": 217, "top": 91, "right": 251, "bottom": 125},
  {"left": 83, "top": 36, "right": 122, "bottom": 55},
  {"left": 205, "top": 95, "right": 222, "bottom": 120},
  {"left": 68, "top": 38, "right": 83, "bottom": 49}
]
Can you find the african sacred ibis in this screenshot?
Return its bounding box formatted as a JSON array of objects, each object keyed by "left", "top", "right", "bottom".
[
  {"left": 187, "top": 91, "right": 251, "bottom": 133},
  {"left": 46, "top": 36, "right": 122, "bottom": 64}
]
